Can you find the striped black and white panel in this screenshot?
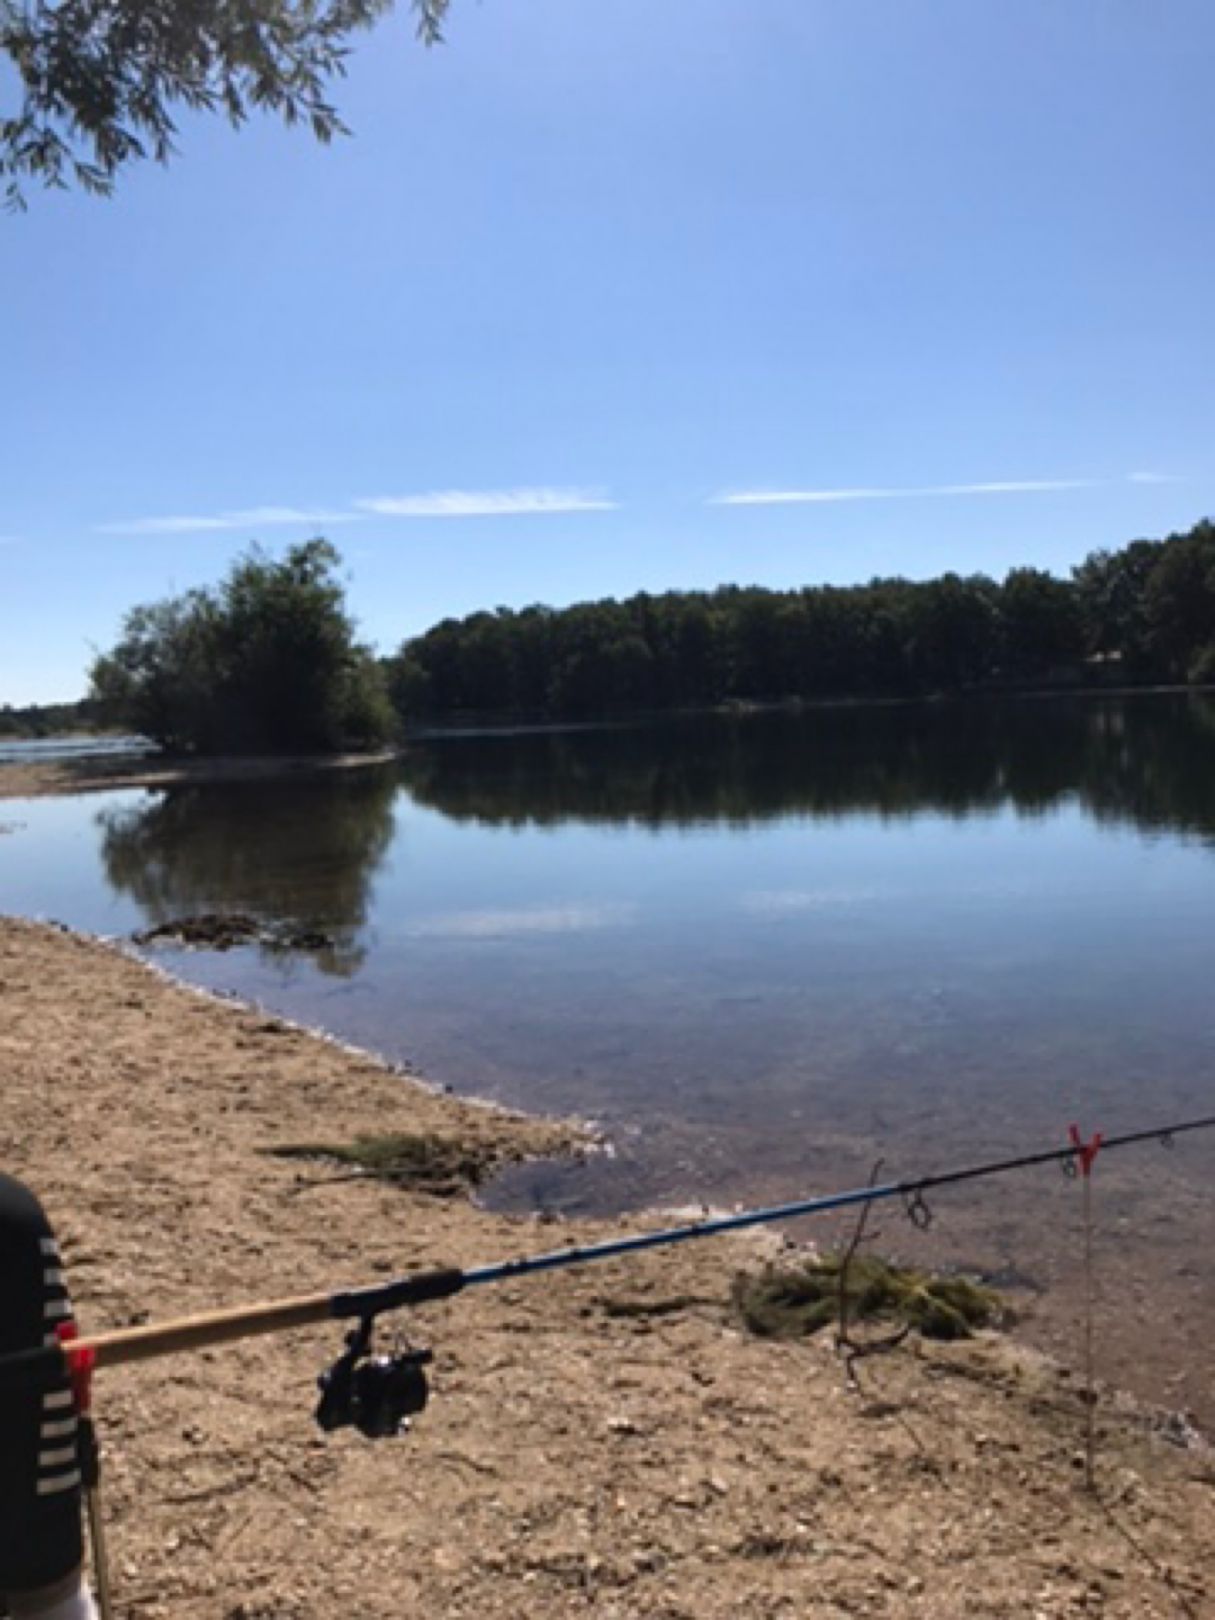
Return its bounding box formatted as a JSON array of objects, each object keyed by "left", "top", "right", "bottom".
[{"left": 36, "top": 1233, "right": 81, "bottom": 1498}]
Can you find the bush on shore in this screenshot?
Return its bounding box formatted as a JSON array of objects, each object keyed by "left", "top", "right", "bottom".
[{"left": 90, "top": 540, "right": 395, "bottom": 754}]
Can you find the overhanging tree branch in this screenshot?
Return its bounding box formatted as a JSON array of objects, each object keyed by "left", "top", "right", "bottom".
[{"left": 1, "top": 0, "right": 452, "bottom": 207}]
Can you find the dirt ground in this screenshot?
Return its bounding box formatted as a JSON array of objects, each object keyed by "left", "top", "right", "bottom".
[{"left": 2, "top": 916, "right": 1213, "bottom": 1618}]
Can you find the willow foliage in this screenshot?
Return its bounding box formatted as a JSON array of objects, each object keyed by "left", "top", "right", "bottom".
[{"left": 1, "top": 0, "right": 451, "bottom": 206}]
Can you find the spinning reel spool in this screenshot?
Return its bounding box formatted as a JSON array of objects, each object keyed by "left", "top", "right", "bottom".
[{"left": 316, "top": 1316, "right": 432, "bottom": 1440}]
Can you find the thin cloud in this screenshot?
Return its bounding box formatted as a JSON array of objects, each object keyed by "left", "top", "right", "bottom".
[
  {"left": 1127, "top": 471, "right": 1183, "bottom": 485},
  {"left": 711, "top": 479, "right": 1098, "bottom": 508},
  {"left": 97, "top": 505, "right": 360, "bottom": 536},
  {"left": 0, "top": 534, "right": 23, "bottom": 546},
  {"left": 356, "top": 488, "right": 617, "bottom": 519}
]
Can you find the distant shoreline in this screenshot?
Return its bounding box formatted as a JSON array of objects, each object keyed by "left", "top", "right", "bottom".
[
  {"left": 0, "top": 747, "right": 399, "bottom": 801},
  {"left": 2, "top": 683, "right": 1210, "bottom": 800},
  {"left": 406, "top": 680, "right": 1209, "bottom": 739}
]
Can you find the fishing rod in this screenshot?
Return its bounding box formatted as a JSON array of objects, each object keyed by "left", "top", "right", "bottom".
[{"left": 2, "top": 1111, "right": 1213, "bottom": 1438}]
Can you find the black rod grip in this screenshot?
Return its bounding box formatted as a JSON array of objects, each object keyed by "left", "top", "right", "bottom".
[{"left": 331, "top": 1267, "right": 467, "bottom": 1319}]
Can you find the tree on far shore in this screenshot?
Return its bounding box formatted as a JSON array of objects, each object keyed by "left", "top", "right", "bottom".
[{"left": 90, "top": 539, "right": 394, "bottom": 754}]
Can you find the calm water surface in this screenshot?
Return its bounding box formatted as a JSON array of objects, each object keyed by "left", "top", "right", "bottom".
[{"left": 2, "top": 695, "right": 1213, "bottom": 1417}]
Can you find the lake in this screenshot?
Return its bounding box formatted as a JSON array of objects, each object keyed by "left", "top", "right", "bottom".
[{"left": 2, "top": 693, "right": 1214, "bottom": 1422}]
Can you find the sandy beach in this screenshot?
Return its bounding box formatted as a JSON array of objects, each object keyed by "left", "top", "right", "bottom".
[{"left": 1, "top": 915, "right": 1212, "bottom": 1617}]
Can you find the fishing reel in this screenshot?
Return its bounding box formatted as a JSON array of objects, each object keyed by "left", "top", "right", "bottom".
[{"left": 316, "top": 1317, "right": 432, "bottom": 1440}]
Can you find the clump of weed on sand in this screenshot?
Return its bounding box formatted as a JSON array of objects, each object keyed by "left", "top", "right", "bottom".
[
  {"left": 733, "top": 1252, "right": 1005, "bottom": 1342},
  {"left": 268, "top": 1132, "right": 496, "bottom": 1197}
]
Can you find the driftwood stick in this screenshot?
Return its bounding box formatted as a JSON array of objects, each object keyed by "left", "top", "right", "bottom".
[{"left": 835, "top": 1159, "right": 910, "bottom": 1390}]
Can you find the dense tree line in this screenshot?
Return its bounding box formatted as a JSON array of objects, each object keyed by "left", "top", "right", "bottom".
[
  {"left": 0, "top": 698, "right": 107, "bottom": 739},
  {"left": 386, "top": 520, "right": 1215, "bottom": 724},
  {"left": 90, "top": 540, "right": 394, "bottom": 753},
  {"left": 69, "top": 519, "right": 1215, "bottom": 751}
]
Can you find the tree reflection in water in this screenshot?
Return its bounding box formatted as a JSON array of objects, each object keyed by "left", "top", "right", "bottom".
[
  {"left": 400, "top": 693, "right": 1215, "bottom": 842},
  {"left": 98, "top": 766, "right": 398, "bottom": 976},
  {"left": 95, "top": 696, "right": 1215, "bottom": 977}
]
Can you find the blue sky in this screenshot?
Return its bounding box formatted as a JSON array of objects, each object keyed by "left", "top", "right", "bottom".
[{"left": 4, "top": 0, "right": 1215, "bottom": 702}]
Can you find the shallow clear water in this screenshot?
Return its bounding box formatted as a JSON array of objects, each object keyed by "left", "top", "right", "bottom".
[{"left": 3, "top": 695, "right": 1214, "bottom": 1417}]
